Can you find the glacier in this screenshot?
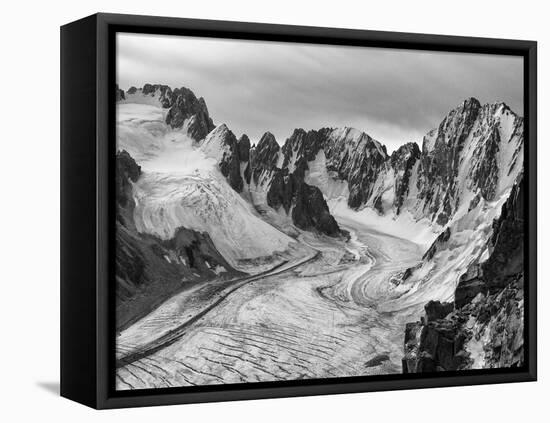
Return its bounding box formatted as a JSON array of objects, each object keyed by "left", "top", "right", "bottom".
[{"left": 114, "top": 85, "right": 525, "bottom": 389}]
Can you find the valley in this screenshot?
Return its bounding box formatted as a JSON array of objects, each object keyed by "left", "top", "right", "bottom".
[{"left": 114, "top": 83, "right": 525, "bottom": 389}]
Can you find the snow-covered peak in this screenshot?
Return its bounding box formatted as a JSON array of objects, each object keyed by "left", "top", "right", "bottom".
[
  {"left": 200, "top": 124, "right": 234, "bottom": 161},
  {"left": 328, "top": 127, "right": 388, "bottom": 160},
  {"left": 118, "top": 83, "right": 215, "bottom": 141}
]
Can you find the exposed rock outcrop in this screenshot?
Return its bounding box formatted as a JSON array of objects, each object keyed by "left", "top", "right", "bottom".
[
  {"left": 119, "top": 83, "right": 215, "bottom": 141},
  {"left": 237, "top": 134, "right": 251, "bottom": 162},
  {"left": 322, "top": 127, "right": 389, "bottom": 209},
  {"left": 216, "top": 127, "right": 244, "bottom": 192},
  {"left": 201, "top": 124, "right": 247, "bottom": 192},
  {"left": 422, "top": 227, "right": 451, "bottom": 261},
  {"left": 390, "top": 142, "right": 421, "bottom": 213},
  {"left": 256, "top": 129, "right": 342, "bottom": 236},
  {"left": 250, "top": 132, "right": 280, "bottom": 185},
  {"left": 403, "top": 174, "right": 525, "bottom": 373},
  {"left": 292, "top": 182, "right": 340, "bottom": 236},
  {"left": 115, "top": 150, "right": 141, "bottom": 210},
  {"left": 165, "top": 87, "right": 215, "bottom": 140}
]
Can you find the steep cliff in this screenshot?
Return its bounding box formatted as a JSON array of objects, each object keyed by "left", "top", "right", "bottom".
[{"left": 402, "top": 174, "right": 524, "bottom": 373}]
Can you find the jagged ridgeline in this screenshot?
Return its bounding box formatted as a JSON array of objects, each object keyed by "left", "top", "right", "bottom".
[
  {"left": 115, "top": 83, "right": 525, "bottom": 373},
  {"left": 118, "top": 84, "right": 522, "bottom": 237}
]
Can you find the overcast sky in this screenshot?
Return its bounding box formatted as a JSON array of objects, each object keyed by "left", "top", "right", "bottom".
[{"left": 117, "top": 33, "right": 523, "bottom": 153}]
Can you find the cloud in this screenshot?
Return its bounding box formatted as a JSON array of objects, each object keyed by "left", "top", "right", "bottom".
[{"left": 117, "top": 33, "right": 523, "bottom": 152}]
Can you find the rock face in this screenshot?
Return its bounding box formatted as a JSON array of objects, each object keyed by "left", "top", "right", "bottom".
[
  {"left": 415, "top": 99, "right": 523, "bottom": 226},
  {"left": 266, "top": 169, "right": 340, "bottom": 236},
  {"left": 250, "top": 132, "right": 280, "bottom": 185},
  {"left": 251, "top": 129, "right": 342, "bottom": 236},
  {"left": 292, "top": 182, "right": 340, "bottom": 236},
  {"left": 390, "top": 142, "right": 421, "bottom": 213},
  {"left": 322, "top": 127, "right": 389, "bottom": 209},
  {"left": 482, "top": 173, "right": 524, "bottom": 289},
  {"left": 200, "top": 124, "right": 248, "bottom": 193},
  {"left": 165, "top": 87, "right": 215, "bottom": 140},
  {"left": 416, "top": 98, "right": 482, "bottom": 225},
  {"left": 218, "top": 129, "right": 245, "bottom": 192},
  {"left": 237, "top": 134, "right": 251, "bottom": 162},
  {"left": 116, "top": 150, "right": 141, "bottom": 209},
  {"left": 403, "top": 175, "right": 525, "bottom": 373}
]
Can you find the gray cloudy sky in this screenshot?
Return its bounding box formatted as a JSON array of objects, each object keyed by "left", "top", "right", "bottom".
[{"left": 117, "top": 33, "right": 523, "bottom": 153}]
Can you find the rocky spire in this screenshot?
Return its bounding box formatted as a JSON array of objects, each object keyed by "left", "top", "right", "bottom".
[{"left": 165, "top": 86, "right": 215, "bottom": 140}]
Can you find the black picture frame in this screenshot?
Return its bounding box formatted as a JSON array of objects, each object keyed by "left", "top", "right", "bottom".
[{"left": 60, "top": 12, "right": 537, "bottom": 409}]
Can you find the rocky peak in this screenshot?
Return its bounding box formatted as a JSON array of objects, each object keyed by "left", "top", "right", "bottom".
[
  {"left": 282, "top": 129, "right": 326, "bottom": 165},
  {"left": 462, "top": 96, "right": 482, "bottom": 111},
  {"left": 467, "top": 125, "right": 501, "bottom": 200},
  {"left": 256, "top": 132, "right": 280, "bottom": 156},
  {"left": 237, "top": 134, "right": 251, "bottom": 162},
  {"left": 201, "top": 124, "right": 246, "bottom": 193},
  {"left": 138, "top": 83, "right": 174, "bottom": 107},
  {"left": 251, "top": 132, "right": 281, "bottom": 185},
  {"left": 390, "top": 142, "right": 420, "bottom": 168},
  {"left": 415, "top": 98, "right": 489, "bottom": 225},
  {"left": 142, "top": 83, "right": 169, "bottom": 96},
  {"left": 323, "top": 128, "right": 389, "bottom": 209},
  {"left": 165, "top": 86, "right": 215, "bottom": 140}
]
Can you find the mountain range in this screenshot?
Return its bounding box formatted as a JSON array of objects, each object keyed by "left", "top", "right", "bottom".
[{"left": 115, "top": 83, "right": 525, "bottom": 372}]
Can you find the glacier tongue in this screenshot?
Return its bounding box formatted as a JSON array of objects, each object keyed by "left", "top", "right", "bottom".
[{"left": 132, "top": 170, "right": 296, "bottom": 272}]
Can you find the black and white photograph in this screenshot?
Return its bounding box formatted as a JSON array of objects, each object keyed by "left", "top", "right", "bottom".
[
  {"left": 2, "top": 0, "right": 548, "bottom": 419},
  {"left": 114, "top": 32, "right": 526, "bottom": 390}
]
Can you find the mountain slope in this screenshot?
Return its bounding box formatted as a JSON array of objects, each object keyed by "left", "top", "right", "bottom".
[
  {"left": 403, "top": 174, "right": 524, "bottom": 372},
  {"left": 115, "top": 150, "right": 241, "bottom": 330}
]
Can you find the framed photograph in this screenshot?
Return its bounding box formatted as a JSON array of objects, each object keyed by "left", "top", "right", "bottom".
[{"left": 60, "top": 13, "right": 537, "bottom": 409}]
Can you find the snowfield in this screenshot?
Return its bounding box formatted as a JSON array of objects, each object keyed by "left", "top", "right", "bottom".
[
  {"left": 132, "top": 171, "right": 297, "bottom": 272},
  {"left": 118, "top": 102, "right": 297, "bottom": 272}
]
